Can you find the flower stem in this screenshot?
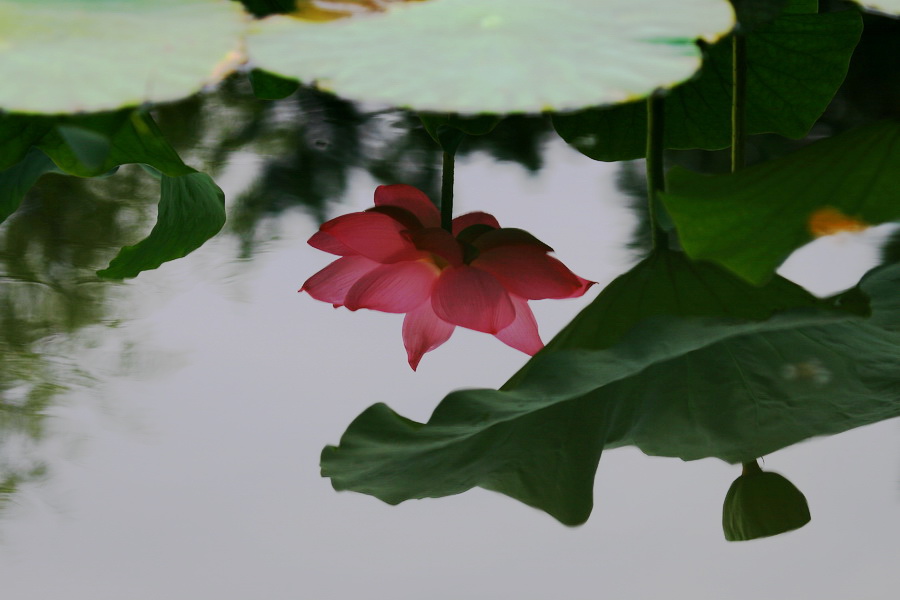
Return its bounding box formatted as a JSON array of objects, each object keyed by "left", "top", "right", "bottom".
[
  {"left": 741, "top": 459, "right": 763, "bottom": 476},
  {"left": 646, "top": 89, "right": 668, "bottom": 250},
  {"left": 731, "top": 32, "right": 747, "bottom": 173},
  {"left": 440, "top": 150, "right": 455, "bottom": 232}
]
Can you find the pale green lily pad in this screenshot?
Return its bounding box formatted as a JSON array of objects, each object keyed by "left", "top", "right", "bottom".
[
  {"left": 247, "top": 0, "right": 736, "bottom": 113},
  {"left": 0, "top": 0, "right": 247, "bottom": 114},
  {"left": 856, "top": 1, "right": 900, "bottom": 15}
]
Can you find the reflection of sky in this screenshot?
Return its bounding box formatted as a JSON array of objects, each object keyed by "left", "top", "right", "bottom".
[{"left": 1, "top": 139, "right": 899, "bottom": 599}]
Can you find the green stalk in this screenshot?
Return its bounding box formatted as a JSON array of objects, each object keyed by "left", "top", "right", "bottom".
[
  {"left": 731, "top": 32, "right": 747, "bottom": 172},
  {"left": 741, "top": 460, "right": 762, "bottom": 476},
  {"left": 440, "top": 150, "right": 455, "bottom": 232},
  {"left": 646, "top": 89, "right": 668, "bottom": 250}
]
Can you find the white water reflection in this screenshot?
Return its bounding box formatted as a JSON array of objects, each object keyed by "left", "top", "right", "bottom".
[{"left": 1, "top": 140, "right": 898, "bottom": 600}]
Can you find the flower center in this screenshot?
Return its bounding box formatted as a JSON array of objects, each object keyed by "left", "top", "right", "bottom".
[{"left": 460, "top": 241, "right": 480, "bottom": 265}]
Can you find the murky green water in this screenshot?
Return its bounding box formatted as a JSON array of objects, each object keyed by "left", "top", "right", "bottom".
[{"left": 1, "top": 77, "right": 898, "bottom": 599}]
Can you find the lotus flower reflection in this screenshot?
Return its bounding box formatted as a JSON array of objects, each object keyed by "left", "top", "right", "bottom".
[{"left": 301, "top": 185, "right": 594, "bottom": 369}]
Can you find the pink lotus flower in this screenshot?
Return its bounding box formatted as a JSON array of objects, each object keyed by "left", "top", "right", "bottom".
[{"left": 300, "top": 184, "right": 594, "bottom": 370}]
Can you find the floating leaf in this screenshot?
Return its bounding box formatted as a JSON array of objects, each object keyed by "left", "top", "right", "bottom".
[
  {"left": 321, "top": 250, "right": 898, "bottom": 526},
  {"left": 0, "top": 0, "right": 246, "bottom": 114},
  {"left": 661, "top": 119, "right": 900, "bottom": 284},
  {"left": 97, "top": 172, "right": 226, "bottom": 279},
  {"left": 553, "top": 5, "right": 861, "bottom": 160},
  {"left": 247, "top": 0, "right": 735, "bottom": 113}
]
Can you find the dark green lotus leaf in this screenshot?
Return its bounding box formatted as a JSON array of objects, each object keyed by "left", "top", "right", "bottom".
[
  {"left": 0, "top": 110, "right": 192, "bottom": 179},
  {"left": 518, "top": 248, "right": 837, "bottom": 356},
  {"left": 722, "top": 462, "right": 811, "bottom": 541},
  {"left": 730, "top": 0, "right": 790, "bottom": 30},
  {"left": 662, "top": 119, "right": 900, "bottom": 285},
  {"left": 249, "top": 69, "right": 300, "bottom": 100},
  {"left": 553, "top": 5, "right": 861, "bottom": 161},
  {"left": 0, "top": 148, "right": 60, "bottom": 223},
  {"left": 321, "top": 250, "right": 899, "bottom": 525},
  {"left": 56, "top": 125, "right": 113, "bottom": 172},
  {"left": 97, "top": 172, "right": 225, "bottom": 279},
  {"left": 0, "top": 109, "right": 225, "bottom": 278},
  {"left": 0, "top": 112, "right": 128, "bottom": 175},
  {"left": 38, "top": 111, "right": 193, "bottom": 178},
  {"left": 0, "top": 114, "right": 54, "bottom": 170},
  {"left": 730, "top": 0, "right": 819, "bottom": 30}
]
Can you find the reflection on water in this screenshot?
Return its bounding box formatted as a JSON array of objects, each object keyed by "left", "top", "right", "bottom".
[
  {"left": 0, "top": 171, "right": 159, "bottom": 507},
  {"left": 152, "top": 77, "right": 553, "bottom": 258},
  {"left": 0, "top": 77, "right": 557, "bottom": 513},
  {"left": 2, "top": 53, "right": 898, "bottom": 511},
  {"left": 1, "top": 24, "right": 900, "bottom": 594}
]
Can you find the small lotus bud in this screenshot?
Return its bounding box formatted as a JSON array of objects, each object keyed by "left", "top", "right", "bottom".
[{"left": 722, "top": 461, "right": 811, "bottom": 541}]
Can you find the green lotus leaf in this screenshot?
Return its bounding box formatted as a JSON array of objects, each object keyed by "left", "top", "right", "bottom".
[
  {"left": 97, "top": 172, "right": 226, "bottom": 279},
  {"left": 248, "top": 69, "right": 301, "bottom": 100},
  {"left": 729, "top": 0, "right": 790, "bottom": 30},
  {"left": 38, "top": 111, "right": 194, "bottom": 178},
  {"left": 0, "top": 109, "right": 193, "bottom": 203},
  {"left": 321, "top": 250, "right": 900, "bottom": 526},
  {"left": 0, "top": 110, "right": 225, "bottom": 279},
  {"left": 0, "top": 148, "right": 60, "bottom": 223},
  {"left": 553, "top": 3, "right": 862, "bottom": 160},
  {"left": 1, "top": 109, "right": 195, "bottom": 188},
  {"left": 56, "top": 125, "right": 113, "bottom": 171},
  {"left": 0, "top": 0, "right": 246, "bottom": 114},
  {"left": 661, "top": 119, "right": 900, "bottom": 285},
  {"left": 247, "top": 0, "right": 735, "bottom": 114},
  {"left": 0, "top": 114, "right": 54, "bottom": 170}
]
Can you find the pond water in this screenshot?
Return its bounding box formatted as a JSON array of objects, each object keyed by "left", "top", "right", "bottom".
[{"left": 1, "top": 81, "right": 898, "bottom": 599}]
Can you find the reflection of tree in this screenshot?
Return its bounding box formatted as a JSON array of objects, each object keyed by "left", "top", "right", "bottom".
[
  {"left": 152, "top": 76, "right": 552, "bottom": 257},
  {"left": 614, "top": 161, "right": 653, "bottom": 257},
  {"left": 0, "top": 170, "right": 154, "bottom": 509},
  {"left": 1, "top": 75, "right": 552, "bottom": 510}
]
